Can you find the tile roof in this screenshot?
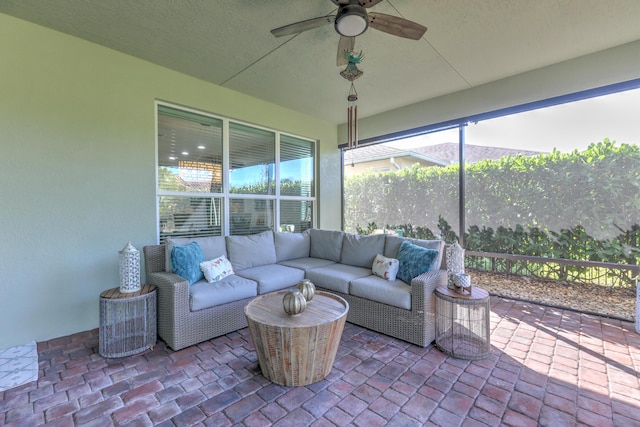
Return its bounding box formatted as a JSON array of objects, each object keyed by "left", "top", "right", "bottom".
[{"left": 348, "top": 142, "right": 544, "bottom": 165}]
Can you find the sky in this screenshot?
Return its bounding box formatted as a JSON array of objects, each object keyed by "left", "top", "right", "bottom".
[{"left": 390, "top": 87, "right": 640, "bottom": 154}]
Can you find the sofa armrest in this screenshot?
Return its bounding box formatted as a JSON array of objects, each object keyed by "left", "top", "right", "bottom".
[
  {"left": 146, "top": 271, "right": 191, "bottom": 341},
  {"left": 146, "top": 271, "right": 190, "bottom": 312},
  {"left": 143, "top": 244, "right": 166, "bottom": 275},
  {"left": 410, "top": 269, "right": 447, "bottom": 312}
]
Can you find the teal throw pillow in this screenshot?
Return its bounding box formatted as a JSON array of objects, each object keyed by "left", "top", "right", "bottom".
[
  {"left": 171, "top": 242, "right": 205, "bottom": 285},
  {"left": 397, "top": 240, "right": 439, "bottom": 284}
]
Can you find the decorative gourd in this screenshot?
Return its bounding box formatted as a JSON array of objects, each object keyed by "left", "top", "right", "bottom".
[
  {"left": 297, "top": 279, "right": 316, "bottom": 302},
  {"left": 283, "top": 290, "right": 307, "bottom": 315}
]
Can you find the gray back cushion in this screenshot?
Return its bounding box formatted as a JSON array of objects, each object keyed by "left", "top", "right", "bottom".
[
  {"left": 309, "top": 229, "right": 344, "bottom": 262},
  {"left": 341, "top": 233, "right": 386, "bottom": 268},
  {"left": 384, "top": 236, "right": 445, "bottom": 271},
  {"left": 165, "top": 235, "right": 227, "bottom": 272},
  {"left": 226, "top": 230, "right": 276, "bottom": 271},
  {"left": 274, "top": 231, "right": 311, "bottom": 262}
]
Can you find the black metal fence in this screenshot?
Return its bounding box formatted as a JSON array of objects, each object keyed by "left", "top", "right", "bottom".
[{"left": 465, "top": 251, "right": 639, "bottom": 290}]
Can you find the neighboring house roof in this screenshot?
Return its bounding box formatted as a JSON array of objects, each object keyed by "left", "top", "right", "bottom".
[
  {"left": 346, "top": 142, "right": 544, "bottom": 166},
  {"left": 412, "top": 143, "right": 544, "bottom": 163},
  {"left": 344, "top": 144, "right": 447, "bottom": 167},
  {"left": 175, "top": 175, "right": 218, "bottom": 193}
]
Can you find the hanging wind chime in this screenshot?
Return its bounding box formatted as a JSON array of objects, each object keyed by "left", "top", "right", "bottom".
[
  {"left": 340, "top": 50, "right": 364, "bottom": 150},
  {"left": 347, "top": 83, "right": 358, "bottom": 150}
]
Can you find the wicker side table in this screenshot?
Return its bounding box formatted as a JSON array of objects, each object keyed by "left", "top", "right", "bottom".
[
  {"left": 99, "top": 285, "right": 157, "bottom": 358},
  {"left": 435, "top": 286, "right": 490, "bottom": 360}
]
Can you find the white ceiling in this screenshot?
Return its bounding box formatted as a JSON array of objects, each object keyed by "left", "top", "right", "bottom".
[{"left": 2, "top": 0, "right": 640, "bottom": 125}]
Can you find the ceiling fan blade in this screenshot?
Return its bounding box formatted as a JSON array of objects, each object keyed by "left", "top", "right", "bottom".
[
  {"left": 368, "top": 12, "right": 427, "bottom": 40},
  {"left": 336, "top": 36, "right": 355, "bottom": 66},
  {"left": 330, "top": 0, "right": 383, "bottom": 7},
  {"left": 271, "top": 15, "right": 335, "bottom": 37},
  {"left": 359, "top": 0, "right": 384, "bottom": 7}
]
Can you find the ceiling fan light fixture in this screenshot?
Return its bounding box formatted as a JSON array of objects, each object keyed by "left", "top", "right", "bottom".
[{"left": 335, "top": 4, "right": 368, "bottom": 37}]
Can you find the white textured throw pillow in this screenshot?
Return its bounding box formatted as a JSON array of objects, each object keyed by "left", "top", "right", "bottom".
[
  {"left": 200, "top": 255, "right": 235, "bottom": 283},
  {"left": 372, "top": 254, "right": 400, "bottom": 281}
]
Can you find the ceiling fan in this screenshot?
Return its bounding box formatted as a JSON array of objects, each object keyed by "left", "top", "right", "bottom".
[{"left": 271, "top": 0, "right": 427, "bottom": 65}]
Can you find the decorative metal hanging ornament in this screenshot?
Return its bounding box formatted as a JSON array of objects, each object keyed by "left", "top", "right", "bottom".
[
  {"left": 340, "top": 50, "right": 364, "bottom": 81},
  {"left": 347, "top": 83, "right": 358, "bottom": 150},
  {"left": 340, "top": 49, "right": 364, "bottom": 150}
]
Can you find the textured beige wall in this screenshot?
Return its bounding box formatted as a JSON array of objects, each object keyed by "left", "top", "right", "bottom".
[{"left": 0, "top": 13, "right": 338, "bottom": 349}]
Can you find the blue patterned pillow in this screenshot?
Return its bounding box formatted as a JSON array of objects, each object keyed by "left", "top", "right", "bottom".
[
  {"left": 397, "top": 240, "right": 439, "bottom": 284},
  {"left": 171, "top": 242, "right": 205, "bottom": 285}
]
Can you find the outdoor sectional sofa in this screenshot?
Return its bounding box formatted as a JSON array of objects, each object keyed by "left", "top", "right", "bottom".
[{"left": 143, "top": 229, "right": 447, "bottom": 351}]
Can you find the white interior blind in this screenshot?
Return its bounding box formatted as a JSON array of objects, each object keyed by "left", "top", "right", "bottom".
[
  {"left": 280, "top": 134, "right": 315, "bottom": 197},
  {"left": 229, "top": 123, "right": 275, "bottom": 195},
  {"left": 158, "top": 105, "right": 223, "bottom": 193}
]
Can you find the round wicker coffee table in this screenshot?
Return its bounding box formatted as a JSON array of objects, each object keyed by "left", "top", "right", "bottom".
[
  {"left": 244, "top": 290, "right": 348, "bottom": 386},
  {"left": 435, "top": 286, "right": 490, "bottom": 360}
]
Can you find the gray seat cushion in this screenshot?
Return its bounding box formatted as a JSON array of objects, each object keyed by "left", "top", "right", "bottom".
[
  {"left": 278, "top": 257, "right": 337, "bottom": 272},
  {"left": 235, "top": 264, "right": 305, "bottom": 294},
  {"left": 189, "top": 275, "right": 257, "bottom": 311},
  {"left": 306, "top": 263, "right": 372, "bottom": 294},
  {"left": 350, "top": 275, "right": 412, "bottom": 310}
]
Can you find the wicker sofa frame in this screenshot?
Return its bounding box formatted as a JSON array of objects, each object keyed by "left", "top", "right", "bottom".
[
  {"left": 144, "top": 240, "right": 447, "bottom": 351},
  {"left": 144, "top": 245, "right": 252, "bottom": 351},
  {"left": 322, "top": 269, "right": 446, "bottom": 347}
]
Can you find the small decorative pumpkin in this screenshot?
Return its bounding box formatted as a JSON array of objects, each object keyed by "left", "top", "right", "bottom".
[
  {"left": 283, "top": 290, "right": 307, "bottom": 315},
  {"left": 297, "top": 279, "right": 316, "bottom": 302}
]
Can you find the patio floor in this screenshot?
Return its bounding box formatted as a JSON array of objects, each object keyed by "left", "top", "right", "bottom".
[{"left": 1, "top": 296, "right": 639, "bottom": 426}]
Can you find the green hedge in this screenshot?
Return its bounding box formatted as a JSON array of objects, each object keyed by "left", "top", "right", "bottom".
[{"left": 346, "top": 140, "right": 640, "bottom": 267}]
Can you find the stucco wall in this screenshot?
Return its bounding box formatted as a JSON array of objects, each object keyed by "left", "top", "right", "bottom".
[{"left": 0, "top": 13, "right": 339, "bottom": 349}]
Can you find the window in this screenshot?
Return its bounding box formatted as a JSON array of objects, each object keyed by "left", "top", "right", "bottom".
[
  {"left": 279, "top": 135, "right": 315, "bottom": 232},
  {"left": 157, "top": 106, "right": 224, "bottom": 242},
  {"left": 280, "top": 134, "right": 315, "bottom": 198},
  {"left": 229, "top": 123, "right": 275, "bottom": 195},
  {"left": 157, "top": 104, "right": 316, "bottom": 242}
]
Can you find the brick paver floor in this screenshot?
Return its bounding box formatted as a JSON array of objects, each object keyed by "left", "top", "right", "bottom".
[{"left": 1, "top": 296, "right": 639, "bottom": 426}]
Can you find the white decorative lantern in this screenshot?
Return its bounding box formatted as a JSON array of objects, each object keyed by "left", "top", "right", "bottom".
[
  {"left": 119, "top": 242, "right": 141, "bottom": 293},
  {"left": 446, "top": 241, "right": 465, "bottom": 290}
]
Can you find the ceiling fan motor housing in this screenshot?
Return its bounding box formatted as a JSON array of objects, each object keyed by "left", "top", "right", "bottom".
[{"left": 335, "top": 3, "right": 369, "bottom": 37}]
